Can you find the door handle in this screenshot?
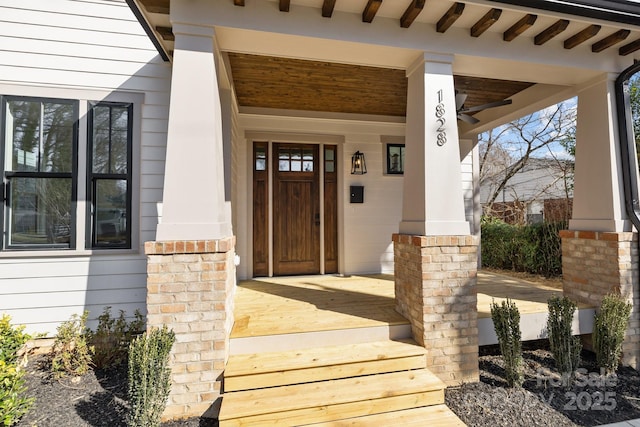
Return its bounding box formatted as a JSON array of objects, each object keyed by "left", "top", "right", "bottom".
[{"left": 314, "top": 213, "right": 320, "bottom": 226}]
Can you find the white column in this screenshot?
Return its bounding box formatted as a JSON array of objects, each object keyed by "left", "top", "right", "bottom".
[
  {"left": 569, "top": 74, "right": 630, "bottom": 232},
  {"left": 156, "top": 24, "right": 232, "bottom": 241},
  {"left": 399, "top": 53, "right": 470, "bottom": 236}
]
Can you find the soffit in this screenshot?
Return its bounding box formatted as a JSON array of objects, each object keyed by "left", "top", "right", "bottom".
[{"left": 227, "top": 52, "right": 534, "bottom": 117}]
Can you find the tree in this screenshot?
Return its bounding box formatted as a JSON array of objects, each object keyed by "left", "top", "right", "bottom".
[{"left": 479, "top": 100, "right": 576, "bottom": 223}]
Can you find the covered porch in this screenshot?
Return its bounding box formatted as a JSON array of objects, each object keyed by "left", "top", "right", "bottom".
[{"left": 132, "top": 0, "right": 640, "bottom": 421}]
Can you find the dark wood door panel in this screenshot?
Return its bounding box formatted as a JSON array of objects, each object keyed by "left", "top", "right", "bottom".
[{"left": 273, "top": 143, "right": 320, "bottom": 276}]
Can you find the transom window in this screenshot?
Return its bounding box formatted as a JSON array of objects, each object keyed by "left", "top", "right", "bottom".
[{"left": 278, "top": 146, "right": 314, "bottom": 172}]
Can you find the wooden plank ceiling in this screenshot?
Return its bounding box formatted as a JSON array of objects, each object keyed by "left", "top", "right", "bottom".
[
  {"left": 228, "top": 52, "right": 533, "bottom": 117},
  {"left": 132, "top": 0, "right": 639, "bottom": 116}
]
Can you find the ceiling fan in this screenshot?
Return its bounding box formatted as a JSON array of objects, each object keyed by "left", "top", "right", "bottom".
[{"left": 455, "top": 92, "right": 513, "bottom": 124}]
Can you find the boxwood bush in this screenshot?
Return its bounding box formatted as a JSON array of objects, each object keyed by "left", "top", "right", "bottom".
[{"left": 481, "top": 217, "right": 564, "bottom": 277}]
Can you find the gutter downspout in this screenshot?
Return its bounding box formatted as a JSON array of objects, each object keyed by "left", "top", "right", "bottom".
[
  {"left": 615, "top": 60, "right": 640, "bottom": 365},
  {"left": 615, "top": 62, "right": 640, "bottom": 236}
]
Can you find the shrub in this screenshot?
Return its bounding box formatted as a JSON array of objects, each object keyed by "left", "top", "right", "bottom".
[
  {"left": 593, "top": 294, "right": 632, "bottom": 374},
  {"left": 0, "top": 315, "right": 31, "bottom": 365},
  {"left": 0, "top": 315, "right": 33, "bottom": 426},
  {"left": 518, "top": 222, "right": 564, "bottom": 277},
  {"left": 50, "top": 311, "right": 93, "bottom": 378},
  {"left": 490, "top": 298, "right": 523, "bottom": 387},
  {"left": 0, "top": 360, "right": 33, "bottom": 427},
  {"left": 480, "top": 218, "right": 564, "bottom": 277},
  {"left": 547, "top": 296, "right": 582, "bottom": 382},
  {"left": 90, "top": 307, "right": 145, "bottom": 370},
  {"left": 480, "top": 217, "right": 519, "bottom": 270},
  {"left": 127, "top": 326, "right": 176, "bottom": 427}
]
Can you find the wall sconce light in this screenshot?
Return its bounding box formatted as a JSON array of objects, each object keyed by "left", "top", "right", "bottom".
[{"left": 351, "top": 151, "right": 367, "bottom": 175}]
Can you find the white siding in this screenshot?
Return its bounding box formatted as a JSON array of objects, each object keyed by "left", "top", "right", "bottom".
[{"left": 0, "top": 0, "right": 171, "bottom": 335}]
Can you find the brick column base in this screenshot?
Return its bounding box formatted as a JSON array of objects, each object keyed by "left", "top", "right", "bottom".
[
  {"left": 392, "top": 234, "right": 479, "bottom": 385},
  {"left": 561, "top": 231, "right": 640, "bottom": 369},
  {"left": 145, "top": 237, "right": 236, "bottom": 421}
]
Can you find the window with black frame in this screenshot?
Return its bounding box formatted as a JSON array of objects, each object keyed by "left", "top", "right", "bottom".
[
  {"left": 386, "top": 143, "right": 405, "bottom": 174},
  {"left": 2, "top": 97, "right": 78, "bottom": 249},
  {"left": 88, "top": 102, "right": 132, "bottom": 249}
]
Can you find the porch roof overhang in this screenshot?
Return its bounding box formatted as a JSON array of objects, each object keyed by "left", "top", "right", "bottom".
[{"left": 126, "top": 0, "right": 640, "bottom": 134}]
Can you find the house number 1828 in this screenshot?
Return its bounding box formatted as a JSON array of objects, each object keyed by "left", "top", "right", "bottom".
[{"left": 436, "top": 89, "right": 447, "bottom": 146}]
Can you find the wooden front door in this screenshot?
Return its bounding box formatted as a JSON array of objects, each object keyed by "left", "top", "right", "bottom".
[
  {"left": 252, "top": 142, "right": 337, "bottom": 277},
  {"left": 273, "top": 143, "right": 320, "bottom": 275}
]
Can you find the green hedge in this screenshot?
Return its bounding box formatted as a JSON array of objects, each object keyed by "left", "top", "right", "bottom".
[{"left": 481, "top": 218, "right": 564, "bottom": 277}]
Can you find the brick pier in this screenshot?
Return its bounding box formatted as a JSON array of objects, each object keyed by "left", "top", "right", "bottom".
[
  {"left": 145, "top": 237, "right": 236, "bottom": 420},
  {"left": 561, "top": 231, "right": 640, "bottom": 369},
  {"left": 392, "top": 234, "right": 479, "bottom": 385}
]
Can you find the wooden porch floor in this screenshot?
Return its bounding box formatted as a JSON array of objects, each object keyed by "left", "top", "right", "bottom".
[
  {"left": 231, "top": 274, "right": 405, "bottom": 339},
  {"left": 231, "top": 271, "right": 583, "bottom": 339}
]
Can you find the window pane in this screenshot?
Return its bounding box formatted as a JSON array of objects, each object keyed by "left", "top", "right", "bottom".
[
  {"left": 278, "top": 147, "right": 290, "bottom": 171},
  {"left": 279, "top": 160, "right": 290, "bottom": 171},
  {"left": 41, "top": 102, "right": 75, "bottom": 172},
  {"left": 325, "top": 161, "right": 334, "bottom": 173},
  {"left": 303, "top": 148, "right": 313, "bottom": 160},
  {"left": 7, "top": 100, "right": 41, "bottom": 172},
  {"left": 8, "top": 177, "right": 72, "bottom": 246},
  {"left": 92, "top": 106, "right": 110, "bottom": 174},
  {"left": 325, "top": 148, "right": 334, "bottom": 161},
  {"left": 94, "top": 179, "right": 128, "bottom": 247},
  {"left": 110, "top": 107, "right": 129, "bottom": 174},
  {"left": 91, "top": 105, "right": 129, "bottom": 175},
  {"left": 303, "top": 161, "right": 313, "bottom": 172},
  {"left": 255, "top": 144, "right": 266, "bottom": 171}
]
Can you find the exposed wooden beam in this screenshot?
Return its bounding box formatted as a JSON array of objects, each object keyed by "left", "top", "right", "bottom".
[
  {"left": 564, "top": 24, "right": 601, "bottom": 49},
  {"left": 619, "top": 38, "right": 640, "bottom": 56},
  {"left": 470, "top": 8, "right": 502, "bottom": 38},
  {"left": 138, "top": 0, "right": 169, "bottom": 14},
  {"left": 592, "top": 29, "right": 630, "bottom": 52},
  {"left": 534, "top": 19, "right": 569, "bottom": 45},
  {"left": 322, "top": 0, "right": 337, "bottom": 18},
  {"left": 503, "top": 14, "right": 537, "bottom": 41},
  {"left": 155, "top": 26, "right": 174, "bottom": 41},
  {"left": 233, "top": 0, "right": 244, "bottom": 6},
  {"left": 362, "top": 0, "right": 382, "bottom": 23},
  {"left": 400, "top": 0, "right": 426, "bottom": 28},
  {"left": 279, "top": 0, "right": 290, "bottom": 12},
  {"left": 437, "top": 3, "right": 465, "bottom": 34}
]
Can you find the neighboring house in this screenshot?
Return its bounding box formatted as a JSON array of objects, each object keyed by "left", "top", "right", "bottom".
[
  {"left": 480, "top": 157, "right": 574, "bottom": 223},
  {"left": 2, "top": 0, "right": 640, "bottom": 421}
]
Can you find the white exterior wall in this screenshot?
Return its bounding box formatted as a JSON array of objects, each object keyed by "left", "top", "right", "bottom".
[
  {"left": 235, "top": 113, "right": 476, "bottom": 278},
  {"left": 0, "top": 0, "right": 170, "bottom": 334}
]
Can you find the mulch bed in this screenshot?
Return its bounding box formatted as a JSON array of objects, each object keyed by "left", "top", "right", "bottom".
[
  {"left": 14, "top": 341, "right": 640, "bottom": 427},
  {"left": 446, "top": 340, "right": 640, "bottom": 427},
  {"left": 15, "top": 355, "right": 216, "bottom": 427}
]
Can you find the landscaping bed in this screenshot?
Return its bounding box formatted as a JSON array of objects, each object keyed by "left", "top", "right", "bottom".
[
  {"left": 446, "top": 341, "right": 640, "bottom": 427},
  {"left": 15, "top": 354, "right": 216, "bottom": 427},
  {"left": 13, "top": 341, "right": 640, "bottom": 427}
]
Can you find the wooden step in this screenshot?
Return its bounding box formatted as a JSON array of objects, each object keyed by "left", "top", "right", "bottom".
[
  {"left": 218, "top": 369, "right": 445, "bottom": 426},
  {"left": 303, "top": 404, "right": 466, "bottom": 426},
  {"left": 224, "top": 339, "right": 426, "bottom": 391}
]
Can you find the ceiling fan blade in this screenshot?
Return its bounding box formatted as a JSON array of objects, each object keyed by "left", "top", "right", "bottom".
[
  {"left": 457, "top": 113, "right": 480, "bottom": 124},
  {"left": 460, "top": 99, "right": 513, "bottom": 114},
  {"left": 455, "top": 93, "right": 468, "bottom": 110}
]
